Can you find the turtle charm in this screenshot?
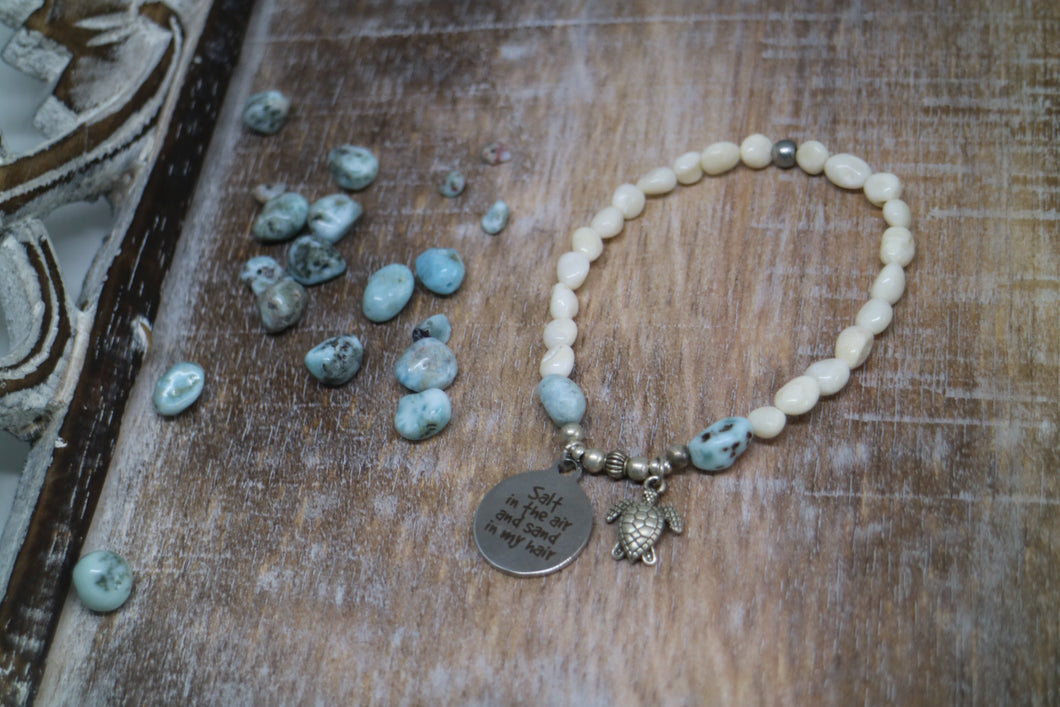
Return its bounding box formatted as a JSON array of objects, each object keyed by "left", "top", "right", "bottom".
[{"left": 606, "top": 485, "right": 683, "bottom": 565}]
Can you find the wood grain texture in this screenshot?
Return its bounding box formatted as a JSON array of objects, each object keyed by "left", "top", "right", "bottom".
[{"left": 30, "top": 0, "right": 1060, "bottom": 704}]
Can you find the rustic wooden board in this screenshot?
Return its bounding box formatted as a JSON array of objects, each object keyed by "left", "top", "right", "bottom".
[{"left": 27, "top": 0, "right": 1060, "bottom": 703}]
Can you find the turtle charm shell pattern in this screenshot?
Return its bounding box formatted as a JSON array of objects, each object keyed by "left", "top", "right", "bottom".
[{"left": 606, "top": 486, "right": 683, "bottom": 565}]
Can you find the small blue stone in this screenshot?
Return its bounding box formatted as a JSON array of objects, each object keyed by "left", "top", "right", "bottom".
[
  {"left": 240, "top": 255, "right": 286, "bottom": 295},
  {"left": 394, "top": 338, "right": 458, "bottom": 391},
  {"left": 363, "top": 263, "right": 415, "bottom": 323},
  {"left": 329, "top": 145, "right": 379, "bottom": 191},
  {"left": 153, "top": 362, "right": 205, "bottom": 416},
  {"left": 73, "top": 550, "right": 133, "bottom": 612},
  {"left": 439, "top": 170, "right": 466, "bottom": 197},
  {"left": 305, "top": 335, "right": 364, "bottom": 386},
  {"left": 395, "top": 388, "right": 452, "bottom": 441},
  {"left": 257, "top": 277, "right": 308, "bottom": 333},
  {"left": 415, "top": 247, "right": 465, "bottom": 296},
  {"left": 412, "top": 314, "right": 452, "bottom": 344},
  {"left": 537, "top": 375, "right": 586, "bottom": 426},
  {"left": 307, "top": 193, "right": 362, "bottom": 243},
  {"left": 242, "top": 90, "right": 289, "bottom": 135},
  {"left": 688, "top": 417, "right": 754, "bottom": 473},
  {"left": 286, "top": 235, "right": 347, "bottom": 286},
  {"left": 481, "top": 200, "right": 510, "bottom": 235},
  {"left": 252, "top": 192, "right": 308, "bottom": 242}
]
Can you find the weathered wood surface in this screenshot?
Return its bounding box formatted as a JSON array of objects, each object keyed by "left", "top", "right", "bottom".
[{"left": 25, "top": 0, "right": 1060, "bottom": 703}]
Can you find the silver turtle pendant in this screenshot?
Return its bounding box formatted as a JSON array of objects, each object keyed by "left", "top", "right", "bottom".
[{"left": 606, "top": 485, "right": 683, "bottom": 565}]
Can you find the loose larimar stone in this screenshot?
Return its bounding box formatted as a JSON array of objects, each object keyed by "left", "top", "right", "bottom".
[
  {"left": 252, "top": 192, "right": 309, "bottom": 242},
  {"left": 153, "top": 362, "right": 205, "bottom": 416},
  {"left": 252, "top": 182, "right": 286, "bottom": 204},
  {"left": 240, "top": 255, "right": 286, "bottom": 295},
  {"left": 73, "top": 550, "right": 134, "bottom": 612},
  {"left": 305, "top": 335, "right": 364, "bottom": 386},
  {"left": 307, "top": 193, "right": 362, "bottom": 243},
  {"left": 439, "top": 170, "right": 466, "bottom": 197},
  {"left": 242, "top": 90, "right": 289, "bottom": 135},
  {"left": 688, "top": 417, "right": 754, "bottom": 473},
  {"left": 481, "top": 200, "right": 510, "bottom": 235},
  {"left": 286, "top": 235, "right": 347, "bottom": 286},
  {"left": 329, "top": 145, "right": 379, "bottom": 191},
  {"left": 394, "top": 338, "right": 458, "bottom": 391},
  {"left": 363, "top": 263, "right": 415, "bottom": 322},
  {"left": 412, "top": 314, "right": 452, "bottom": 344},
  {"left": 257, "top": 276, "right": 308, "bottom": 333},
  {"left": 414, "top": 247, "right": 465, "bottom": 296},
  {"left": 481, "top": 140, "right": 512, "bottom": 165},
  {"left": 537, "top": 374, "right": 586, "bottom": 426},
  {"left": 394, "top": 388, "right": 451, "bottom": 441}
]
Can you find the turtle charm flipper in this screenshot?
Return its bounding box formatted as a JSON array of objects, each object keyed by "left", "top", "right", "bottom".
[{"left": 606, "top": 483, "right": 683, "bottom": 566}]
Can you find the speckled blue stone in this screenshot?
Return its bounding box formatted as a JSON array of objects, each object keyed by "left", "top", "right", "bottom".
[
  {"left": 395, "top": 388, "right": 451, "bottom": 441},
  {"left": 305, "top": 335, "right": 364, "bottom": 386},
  {"left": 363, "top": 263, "right": 415, "bottom": 323},
  {"left": 688, "top": 417, "right": 754, "bottom": 473},
  {"left": 395, "top": 338, "right": 458, "bottom": 391},
  {"left": 329, "top": 145, "right": 379, "bottom": 191},
  {"left": 153, "top": 362, "right": 205, "bottom": 416},
  {"left": 415, "top": 247, "right": 465, "bottom": 296},
  {"left": 252, "top": 192, "right": 308, "bottom": 242},
  {"left": 413, "top": 314, "right": 452, "bottom": 344},
  {"left": 439, "top": 170, "right": 465, "bottom": 197},
  {"left": 537, "top": 375, "right": 585, "bottom": 426},
  {"left": 242, "top": 90, "right": 289, "bottom": 135},
  {"left": 307, "top": 193, "right": 362, "bottom": 243},
  {"left": 257, "top": 277, "right": 308, "bottom": 333},
  {"left": 481, "top": 200, "right": 510, "bottom": 235},
  {"left": 240, "top": 255, "right": 286, "bottom": 295},
  {"left": 73, "top": 550, "right": 133, "bottom": 612},
  {"left": 286, "top": 235, "right": 347, "bottom": 286}
]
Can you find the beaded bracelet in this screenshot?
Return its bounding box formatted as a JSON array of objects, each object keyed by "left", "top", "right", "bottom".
[{"left": 474, "top": 134, "right": 914, "bottom": 576}]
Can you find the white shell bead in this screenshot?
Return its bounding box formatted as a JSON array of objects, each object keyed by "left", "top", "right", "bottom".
[
  {"left": 637, "top": 167, "right": 678, "bottom": 196},
  {"left": 740, "top": 134, "right": 773, "bottom": 169},
  {"left": 835, "top": 325, "right": 874, "bottom": 368},
  {"left": 870, "top": 263, "right": 906, "bottom": 304},
  {"left": 824, "top": 153, "right": 872, "bottom": 189},
  {"left": 590, "top": 206, "right": 625, "bottom": 239},
  {"left": 863, "top": 172, "right": 903, "bottom": 206},
  {"left": 748, "top": 406, "right": 786, "bottom": 439},
  {"left": 549, "top": 283, "right": 579, "bottom": 319},
  {"left": 543, "top": 318, "right": 577, "bottom": 348},
  {"left": 880, "top": 226, "right": 916, "bottom": 266},
  {"left": 556, "top": 251, "right": 591, "bottom": 289},
  {"left": 540, "top": 345, "right": 575, "bottom": 377},
  {"left": 700, "top": 141, "right": 741, "bottom": 175},
  {"left": 571, "top": 226, "right": 603, "bottom": 261},
  {"left": 774, "top": 375, "right": 821, "bottom": 416},
  {"left": 855, "top": 298, "right": 894, "bottom": 334},
  {"left": 672, "top": 151, "right": 704, "bottom": 184},
  {"left": 805, "top": 358, "right": 851, "bottom": 395},
  {"left": 611, "top": 184, "right": 646, "bottom": 219},
  {"left": 795, "top": 140, "right": 829, "bottom": 175},
  {"left": 883, "top": 199, "right": 912, "bottom": 228}
]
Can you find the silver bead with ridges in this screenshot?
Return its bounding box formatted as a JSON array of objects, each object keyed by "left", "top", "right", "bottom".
[
  {"left": 604, "top": 450, "right": 629, "bottom": 479},
  {"left": 771, "top": 139, "right": 797, "bottom": 169},
  {"left": 625, "top": 455, "right": 651, "bottom": 482},
  {"left": 582, "top": 447, "right": 607, "bottom": 474},
  {"left": 649, "top": 458, "right": 670, "bottom": 477}
]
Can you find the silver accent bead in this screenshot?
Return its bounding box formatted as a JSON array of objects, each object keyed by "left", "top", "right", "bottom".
[
  {"left": 665, "top": 444, "right": 691, "bottom": 471},
  {"left": 565, "top": 441, "right": 587, "bottom": 463},
  {"left": 604, "top": 450, "right": 629, "bottom": 480},
  {"left": 626, "top": 455, "right": 651, "bottom": 482},
  {"left": 649, "top": 458, "right": 671, "bottom": 477},
  {"left": 772, "top": 139, "right": 797, "bottom": 169},
  {"left": 582, "top": 447, "right": 607, "bottom": 474},
  {"left": 560, "top": 422, "right": 586, "bottom": 443}
]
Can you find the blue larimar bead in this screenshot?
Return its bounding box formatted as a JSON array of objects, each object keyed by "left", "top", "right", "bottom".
[
  {"left": 414, "top": 247, "right": 465, "bottom": 296},
  {"left": 537, "top": 375, "right": 586, "bottom": 426},
  {"left": 240, "top": 255, "right": 286, "bottom": 295},
  {"left": 153, "top": 362, "right": 205, "bottom": 416},
  {"left": 688, "top": 417, "right": 754, "bottom": 473},
  {"left": 242, "top": 90, "right": 289, "bottom": 135},
  {"left": 252, "top": 192, "right": 308, "bottom": 242},
  {"left": 395, "top": 388, "right": 452, "bottom": 441},
  {"left": 307, "top": 193, "right": 362, "bottom": 243},
  {"left": 363, "top": 263, "right": 415, "bottom": 322},
  {"left": 413, "top": 314, "right": 452, "bottom": 344},
  {"left": 286, "top": 235, "right": 347, "bottom": 286},
  {"left": 329, "top": 145, "right": 379, "bottom": 191},
  {"left": 481, "top": 200, "right": 510, "bottom": 235},
  {"left": 394, "top": 338, "right": 458, "bottom": 391},
  {"left": 305, "top": 335, "right": 364, "bottom": 386},
  {"left": 257, "top": 277, "right": 308, "bottom": 333},
  {"left": 438, "top": 170, "right": 466, "bottom": 197},
  {"left": 73, "top": 550, "right": 133, "bottom": 612}
]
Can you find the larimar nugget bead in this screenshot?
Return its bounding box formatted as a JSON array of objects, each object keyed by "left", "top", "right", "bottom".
[
  {"left": 439, "top": 170, "right": 466, "bottom": 197},
  {"left": 481, "top": 200, "right": 510, "bottom": 235},
  {"left": 413, "top": 314, "right": 452, "bottom": 343},
  {"left": 688, "top": 417, "right": 753, "bottom": 473},
  {"left": 240, "top": 255, "right": 285, "bottom": 295},
  {"left": 395, "top": 338, "right": 458, "bottom": 391},
  {"left": 73, "top": 550, "right": 134, "bottom": 612},
  {"left": 305, "top": 335, "right": 364, "bottom": 385},
  {"left": 395, "top": 388, "right": 452, "bottom": 441},
  {"left": 242, "top": 90, "right": 289, "bottom": 135},
  {"left": 258, "top": 277, "right": 308, "bottom": 333},
  {"left": 153, "top": 362, "right": 205, "bottom": 416},
  {"left": 363, "top": 263, "right": 415, "bottom": 322},
  {"left": 415, "top": 247, "right": 465, "bottom": 295},
  {"left": 252, "top": 192, "right": 308, "bottom": 242},
  {"left": 307, "top": 194, "right": 362, "bottom": 243},
  {"left": 329, "top": 145, "right": 379, "bottom": 191},
  {"left": 286, "top": 235, "right": 347, "bottom": 286},
  {"left": 537, "top": 374, "right": 586, "bottom": 426}
]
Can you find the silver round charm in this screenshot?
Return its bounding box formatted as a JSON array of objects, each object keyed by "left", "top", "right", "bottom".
[{"left": 474, "top": 462, "right": 594, "bottom": 577}]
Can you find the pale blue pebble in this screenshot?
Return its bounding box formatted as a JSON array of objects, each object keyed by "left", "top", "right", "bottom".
[
  {"left": 329, "top": 145, "right": 379, "bottom": 191},
  {"left": 395, "top": 338, "right": 458, "bottom": 391},
  {"left": 688, "top": 417, "right": 754, "bottom": 473},
  {"left": 153, "top": 362, "right": 205, "bottom": 416},
  {"left": 305, "top": 335, "right": 364, "bottom": 386},
  {"left": 242, "top": 90, "right": 289, "bottom": 135},
  {"left": 415, "top": 247, "right": 465, "bottom": 296},
  {"left": 363, "top": 263, "right": 415, "bottom": 323},
  {"left": 439, "top": 170, "right": 466, "bottom": 197},
  {"left": 252, "top": 192, "right": 308, "bottom": 242},
  {"left": 537, "top": 375, "right": 585, "bottom": 426},
  {"left": 240, "top": 255, "right": 285, "bottom": 295},
  {"left": 286, "top": 235, "right": 347, "bottom": 286},
  {"left": 413, "top": 314, "right": 451, "bottom": 344},
  {"left": 307, "top": 193, "right": 362, "bottom": 243},
  {"left": 257, "top": 276, "right": 308, "bottom": 333},
  {"left": 73, "top": 550, "right": 133, "bottom": 612},
  {"left": 395, "top": 388, "right": 452, "bottom": 441},
  {"left": 481, "top": 200, "right": 510, "bottom": 235}
]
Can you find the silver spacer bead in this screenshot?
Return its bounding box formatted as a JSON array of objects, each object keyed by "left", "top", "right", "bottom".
[
  {"left": 604, "top": 450, "right": 629, "bottom": 480},
  {"left": 582, "top": 447, "right": 607, "bottom": 474},
  {"left": 649, "top": 457, "right": 671, "bottom": 477},
  {"left": 665, "top": 443, "right": 691, "bottom": 472},
  {"left": 566, "top": 441, "right": 587, "bottom": 462},
  {"left": 625, "top": 455, "right": 651, "bottom": 482},
  {"left": 560, "top": 422, "right": 586, "bottom": 443},
  {"left": 771, "top": 139, "right": 797, "bottom": 169}
]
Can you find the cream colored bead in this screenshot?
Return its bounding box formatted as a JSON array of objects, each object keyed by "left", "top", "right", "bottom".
[
  {"left": 863, "top": 172, "right": 903, "bottom": 206},
  {"left": 774, "top": 375, "right": 821, "bottom": 416},
  {"left": 571, "top": 226, "right": 603, "bottom": 262},
  {"left": 805, "top": 358, "right": 851, "bottom": 396},
  {"left": 549, "top": 283, "right": 578, "bottom": 319},
  {"left": 672, "top": 151, "right": 703, "bottom": 184},
  {"left": 835, "top": 325, "right": 874, "bottom": 368},
  {"left": 637, "top": 167, "right": 678, "bottom": 196},
  {"left": 611, "top": 184, "right": 646, "bottom": 219},
  {"left": 543, "top": 318, "right": 577, "bottom": 348},
  {"left": 556, "top": 251, "right": 591, "bottom": 289},
  {"left": 870, "top": 263, "right": 906, "bottom": 304},
  {"left": 795, "top": 140, "right": 829, "bottom": 175},
  {"left": 824, "top": 153, "right": 872, "bottom": 189},
  {"left": 590, "top": 206, "right": 624, "bottom": 239},
  {"left": 540, "top": 345, "right": 575, "bottom": 377},
  {"left": 855, "top": 298, "right": 894, "bottom": 334},
  {"left": 880, "top": 226, "right": 916, "bottom": 266},
  {"left": 700, "top": 141, "right": 741, "bottom": 175},
  {"left": 747, "top": 406, "right": 786, "bottom": 439},
  {"left": 740, "top": 134, "right": 773, "bottom": 169},
  {"left": 883, "top": 199, "right": 912, "bottom": 228}
]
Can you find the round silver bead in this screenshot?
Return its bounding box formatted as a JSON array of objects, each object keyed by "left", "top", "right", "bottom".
[
  {"left": 604, "top": 450, "right": 629, "bottom": 480},
  {"left": 565, "top": 441, "right": 587, "bottom": 463},
  {"left": 582, "top": 447, "right": 607, "bottom": 474},
  {"left": 665, "top": 443, "right": 691, "bottom": 471},
  {"left": 771, "top": 139, "right": 797, "bottom": 169},
  {"left": 560, "top": 422, "right": 586, "bottom": 443},
  {"left": 625, "top": 455, "right": 651, "bottom": 482}
]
